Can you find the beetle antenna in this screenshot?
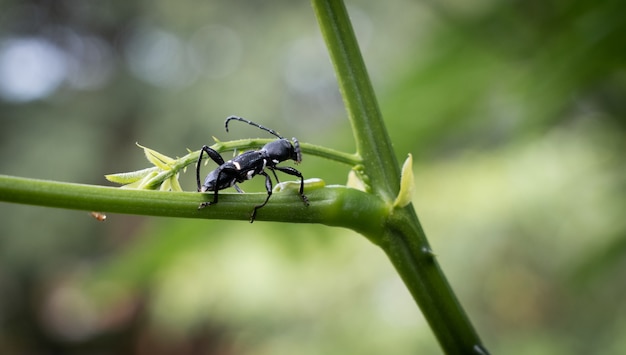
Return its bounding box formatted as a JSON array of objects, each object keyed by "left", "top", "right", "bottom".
[{"left": 224, "top": 116, "right": 284, "bottom": 139}]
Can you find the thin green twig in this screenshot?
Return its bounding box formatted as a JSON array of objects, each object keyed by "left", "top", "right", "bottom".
[{"left": 108, "top": 139, "right": 361, "bottom": 191}]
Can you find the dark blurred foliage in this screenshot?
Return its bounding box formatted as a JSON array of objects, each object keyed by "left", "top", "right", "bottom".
[{"left": 0, "top": 0, "right": 625, "bottom": 354}]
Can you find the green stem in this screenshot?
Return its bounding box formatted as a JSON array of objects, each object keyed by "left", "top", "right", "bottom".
[
  {"left": 311, "top": 0, "right": 488, "bottom": 353},
  {"left": 311, "top": 0, "right": 399, "bottom": 202}
]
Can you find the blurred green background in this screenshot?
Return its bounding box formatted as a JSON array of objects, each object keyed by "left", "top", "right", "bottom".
[{"left": 1, "top": 0, "right": 625, "bottom": 354}]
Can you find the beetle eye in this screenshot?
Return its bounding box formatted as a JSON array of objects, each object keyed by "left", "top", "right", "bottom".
[{"left": 292, "top": 137, "right": 302, "bottom": 163}]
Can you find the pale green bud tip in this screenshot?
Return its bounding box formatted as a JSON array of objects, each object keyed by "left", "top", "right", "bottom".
[
  {"left": 273, "top": 178, "right": 325, "bottom": 193},
  {"left": 346, "top": 168, "right": 369, "bottom": 192},
  {"left": 136, "top": 142, "right": 175, "bottom": 170},
  {"left": 393, "top": 153, "right": 414, "bottom": 208}
]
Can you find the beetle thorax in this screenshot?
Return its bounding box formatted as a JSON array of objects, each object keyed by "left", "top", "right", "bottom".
[{"left": 262, "top": 139, "right": 293, "bottom": 162}]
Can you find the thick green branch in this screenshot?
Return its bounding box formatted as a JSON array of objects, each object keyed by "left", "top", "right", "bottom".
[
  {"left": 379, "top": 209, "right": 487, "bottom": 354},
  {"left": 0, "top": 174, "right": 385, "bottom": 240}
]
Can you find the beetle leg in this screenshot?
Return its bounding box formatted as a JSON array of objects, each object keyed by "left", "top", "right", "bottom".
[
  {"left": 196, "top": 145, "right": 225, "bottom": 191},
  {"left": 198, "top": 167, "right": 225, "bottom": 209},
  {"left": 269, "top": 167, "right": 280, "bottom": 184},
  {"left": 273, "top": 166, "right": 309, "bottom": 206},
  {"left": 249, "top": 171, "right": 273, "bottom": 223}
]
